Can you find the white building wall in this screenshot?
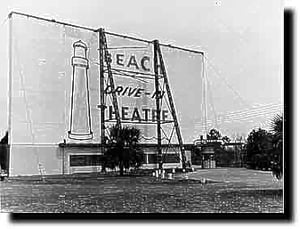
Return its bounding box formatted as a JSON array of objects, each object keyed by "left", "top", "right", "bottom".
[
  {"left": 9, "top": 144, "right": 189, "bottom": 176},
  {"left": 10, "top": 144, "right": 63, "bottom": 176}
]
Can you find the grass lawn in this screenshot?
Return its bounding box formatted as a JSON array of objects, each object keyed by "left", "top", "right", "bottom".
[{"left": 0, "top": 168, "right": 283, "bottom": 213}]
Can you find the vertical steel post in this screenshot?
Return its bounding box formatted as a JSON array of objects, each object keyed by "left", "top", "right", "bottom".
[
  {"left": 98, "top": 28, "right": 106, "bottom": 144},
  {"left": 8, "top": 13, "right": 13, "bottom": 147},
  {"left": 153, "top": 40, "right": 162, "bottom": 170},
  {"left": 203, "top": 54, "right": 208, "bottom": 138},
  {"left": 7, "top": 12, "right": 13, "bottom": 177}
]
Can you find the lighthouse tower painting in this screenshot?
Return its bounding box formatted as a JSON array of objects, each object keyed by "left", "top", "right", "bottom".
[{"left": 68, "top": 40, "right": 93, "bottom": 140}]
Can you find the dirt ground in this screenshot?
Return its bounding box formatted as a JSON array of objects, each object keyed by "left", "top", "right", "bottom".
[{"left": 0, "top": 168, "right": 283, "bottom": 213}]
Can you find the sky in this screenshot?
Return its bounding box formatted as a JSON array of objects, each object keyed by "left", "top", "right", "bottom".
[{"left": 0, "top": 0, "right": 284, "bottom": 139}]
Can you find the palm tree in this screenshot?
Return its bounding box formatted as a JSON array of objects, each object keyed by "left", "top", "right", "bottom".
[
  {"left": 103, "top": 125, "right": 144, "bottom": 176},
  {"left": 271, "top": 114, "right": 283, "bottom": 134},
  {"left": 207, "top": 128, "right": 222, "bottom": 140},
  {"left": 270, "top": 114, "right": 283, "bottom": 179}
]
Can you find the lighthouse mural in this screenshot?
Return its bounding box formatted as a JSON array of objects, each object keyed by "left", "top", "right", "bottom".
[{"left": 68, "top": 40, "right": 93, "bottom": 140}]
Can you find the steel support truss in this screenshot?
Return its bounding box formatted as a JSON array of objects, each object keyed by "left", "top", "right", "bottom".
[{"left": 98, "top": 29, "right": 187, "bottom": 169}]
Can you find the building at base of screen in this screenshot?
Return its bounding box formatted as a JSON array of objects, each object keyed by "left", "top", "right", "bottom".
[
  {"left": 5, "top": 143, "right": 193, "bottom": 176},
  {"left": 1, "top": 140, "right": 246, "bottom": 177}
]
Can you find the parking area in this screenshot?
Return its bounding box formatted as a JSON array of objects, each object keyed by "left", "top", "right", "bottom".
[
  {"left": 0, "top": 168, "right": 283, "bottom": 213},
  {"left": 176, "top": 167, "right": 283, "bottom": 189}
]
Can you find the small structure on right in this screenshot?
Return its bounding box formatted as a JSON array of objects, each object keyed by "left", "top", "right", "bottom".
[
  {"left": 222, "top": 141, "right": 247, "bottom": 167},
  {"left": 191, "top": 136, "right": 246, "bottom": 169}
]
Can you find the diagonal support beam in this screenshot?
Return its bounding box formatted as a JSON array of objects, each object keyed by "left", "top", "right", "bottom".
[
  {"left": 155, "top": 41, "right": 187, "bottom": 169},
  {"left": 98, "top": 28, "right": 121, "bottom": 132}
]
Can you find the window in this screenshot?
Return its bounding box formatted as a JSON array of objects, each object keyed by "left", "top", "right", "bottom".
[
  {"left": 163, "top": 154, "right": 180, "bottom": 163},
  {"left": 70, "top": 154, "right": 103, "bottom": 167},
  {"left": 146, "top": 153, "right": 180, "bottom": 164},
  {"left": 147, "top": 154, "right": 157, "bottom": 164}
]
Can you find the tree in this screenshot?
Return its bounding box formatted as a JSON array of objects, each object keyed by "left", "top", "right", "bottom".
[
  {"left": 103, "top": 125, "right": 144, "bottom": 176},
  {"left": 0, "top": 131, "right": 8, "bottom": 172},
  {"left": 245, "top": 128, "right": 273, "bottom": 170},
  {"left": 270, "top": 114, "right": 283, "bottom": 179},
  {"left": 271, "top": 114, "right": 283, "bottom": 134},
  {"left": 214, "top": 146, "right": 229, "bottom": 167},
  {"left": 207, "top": 128, "right": 222, "bottom": 140}
]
